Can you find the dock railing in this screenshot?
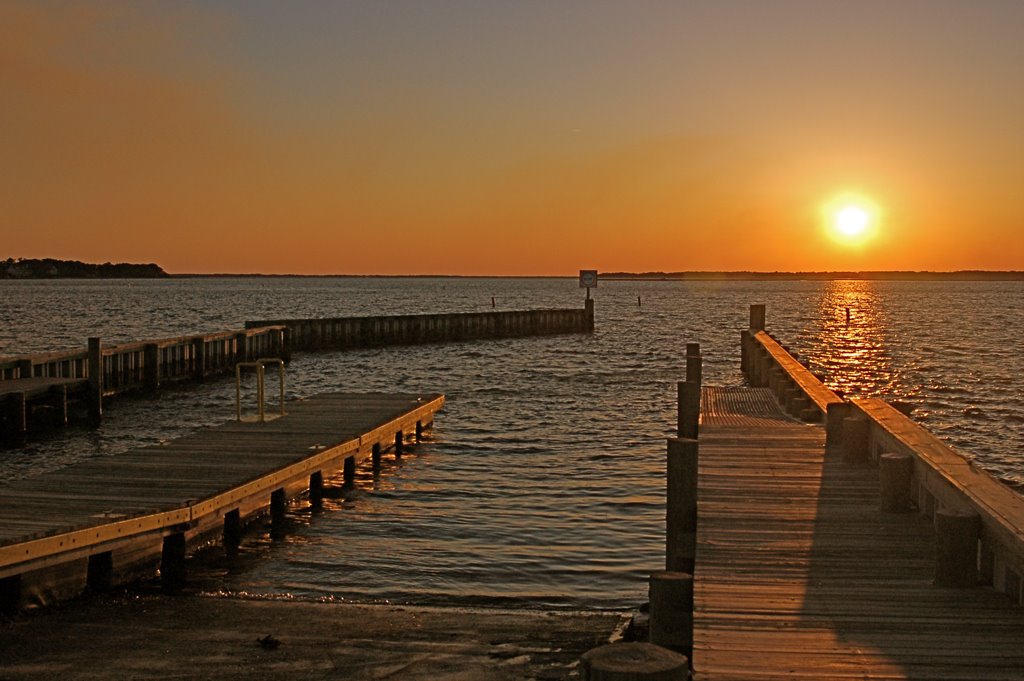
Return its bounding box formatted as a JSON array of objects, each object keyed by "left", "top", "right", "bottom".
[
  {"left": 743, "top": 303, "right": 1024, "bottom": 606},
  {"left": 0, "top": 326, "right": 287, "bottom": 393}
]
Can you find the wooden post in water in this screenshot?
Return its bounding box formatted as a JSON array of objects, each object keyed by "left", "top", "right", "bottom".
[
  {"left": 935, "top": 509, "right": 981, "bottom": 587},
  {"left": 144, "top": 343, "right": 160, "bottom": 391},
  {"left": 16, "top": 358, "right": 32, "bottom": 379},
  {"left": 685, "top": 343, "right": 702, "bottom": 385},
  {"left": 3, "top": 393, "right": 27, "bottom": 446},
  {"left": 749, "top": 304, "right": 766, "bottom": 331},
  {"left": 372, "top": 442, "right": 382, "bottom": 470},
  {"left": 343, "top": 456, "right": 356, "bottom": 487},
  {"left": 648, "top": 570, "right": 694, "bottom": 661},
  {"left": 677, "top": 381, "right": 700, "bottom": 440},
  {"left": 879, "top": 453, "right": 915, "bottom": 512},
  {"left": 87, "top": 337, "right": 103, "bottom": 424},
  {"left": 309, "top": 472, "right": 324, "bottom": 508},
  {"left": 192, "top": 337, "right": 207, "bottom": 380},
  {"left": 223, "top": 509, "right": 242, "bottom": 549},
  {"left": 666, "top": 438, "right": 698, "bottom": 573},
  {"left": 234, "top": 332, "right": 248, "bottom": 364},
  {"left": 160, "top": 533, "right": 187, "bottom": 591},
  {"left": 585, "top": 298, "right": 595, "bottom": 332}
]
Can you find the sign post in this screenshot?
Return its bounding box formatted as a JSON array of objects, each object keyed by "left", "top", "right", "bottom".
[{"left": 579, "top": 269, "right": 597, "bottom": 300}]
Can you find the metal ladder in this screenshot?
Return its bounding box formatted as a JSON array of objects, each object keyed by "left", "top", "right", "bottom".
[{"left": 235, "top": 358, "right": 285, "bottom": 422}]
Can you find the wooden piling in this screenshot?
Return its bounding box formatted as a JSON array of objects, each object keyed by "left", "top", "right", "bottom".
[
  {"left": 648, "top": 570, "right": 694, "bottom": 661},
  {"left": 879, "top": 452, "right": 915, "bottom": 513},
  {"left": 666, "top": 438, "right": 698, "bottom": 574},
  {"left": 372, "top": 442, "right": 382, "bottom": 470},
  {"left": 87, "top": 337, "right": 102, "bottom": 424},
  {"left": 825, "top": 402, "right": 852, "bottom": 453},
  {"left": 394, "top": 431, "right": 404, "bottom": 458},
  {"left": 685, "top": 349, "right": 702, "bottom": 385},
  {"left": 270, "top": 488, "right": 286, "bottom": 525},
  {"left": 677, "top": 381, "right": 700, "bottom": 440},
  {"left": 343, "top": 456, "right": 356, "bottom": 487},
  {"left": 223, "top": 509, "right": 242, "bottom": 548},
  {"left": 143, "top": 343, "right": 160, "bottom": 391},
  {"left": 86, "top": 552, "right": 113, "bottom": 593},
  {"left": 580, "top": 642, "right": 689, "bottom": 681},
  {"left": 160, "top": 533, "right": 187, "bottom": 591},
  {"left": 935, "top": 508, "right": 981, "bottom": 588},
  {"left": 749, "top": 304, "right": 766, "bottom": 331},
  {"left": 192, "top": 337, "right": 207, "bottom": 379},
  {"left": 842, "top": 415, "right": 870, "bottom": 464},
  {"left": 309, "top": 472, "right": 324, "bottom": 508}
]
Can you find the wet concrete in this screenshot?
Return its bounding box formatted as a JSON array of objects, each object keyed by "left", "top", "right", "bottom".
[{"left": 0, "top": 595, "right": 623, "bottom": 680}]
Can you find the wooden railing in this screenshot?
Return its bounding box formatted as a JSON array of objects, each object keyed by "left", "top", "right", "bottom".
[
  {"left": 742, "top": 303, "right": 1024, "bottom": 606},
  {"left": 741, "top": 304, "right": 843, "bottom": 422},
  {"left": 0, "top": 325, "right": 288, "bottom": 399}
]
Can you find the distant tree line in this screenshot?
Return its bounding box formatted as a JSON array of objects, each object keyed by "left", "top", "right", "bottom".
[
  {"left": 0, "top": 258, "right": 168, "bottom": 279},
  {"left": 600, "top": 270, "right": 1024, "bottom": 281}
]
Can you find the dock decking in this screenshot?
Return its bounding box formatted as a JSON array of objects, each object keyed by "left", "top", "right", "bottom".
[
  {"left": 0, "top": 392, "right": 443, "bottom": 610},
  {"left": 694, "top": 386, "right": 1024, "bottom": 680}
]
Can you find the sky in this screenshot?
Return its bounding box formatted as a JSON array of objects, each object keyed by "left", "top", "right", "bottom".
[{"left": 2, "top": 1, "right": 1024, "bottom": 275}]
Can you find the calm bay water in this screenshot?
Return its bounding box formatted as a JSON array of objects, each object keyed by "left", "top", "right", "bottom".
[{"left": 1, "top": 277, "right": 1022, "bottom": 609}]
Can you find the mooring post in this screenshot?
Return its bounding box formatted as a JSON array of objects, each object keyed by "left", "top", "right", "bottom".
[
  {"left": 343, "top": 456, "right": 356, "bottom": 487},
  {"left": 585, "top": 297, "right": 595, "bottom": 332},
  {"left": 749, "top": 303, "right": 766, "bottom": 331},
  {"left": 160, "top": 533, "right": 187, "bottom": 591},
  {"left": 825, "top": 402, "right": 852, "bottom": 453},
  {"left": 394, "top": 431, "right": 404, "bottom": 458},
  {"left": 270, "top": 488, "right": 286, "bottom": 526},
  {"left": 3, "top": 392, "right": 27, "bottom": 446},
  {"left": 372, "top": 442, "right": 382, "bottom": 470},
  {"left": 685, "top": 343, "right": 702, "bottom": 385},
  {"left": 677, "top": 381, "right": 700, "bottom": 440},
  {"left": 667, "top": 438, "right": 698, "bottom": 574},
  {"left": 234, "top": 332, "right": 248, "bottom": 364},
  {"left": 192, "top": 337, "right": 207, "bottom": 380},
  {"left": 842, "top": 415, "right": 870, "bottom": 464},
  {"left": 879, "top": 452, "right": 915, "bottom": 513},
  {"left": 649, "top": 570, "right": 695, "bottom": 662},
  {"left": 87, "top": 337, "right": 103, "bottom": 424},
  {"left": 309, "top": 472, "right": 324, "bottom": 508},
  {"left": 935, "top": 508, "right": 981, "bottom": 588},
  {"left": 15, "top": 358, "right": 32, "bottom": 379},
  {"left": 740, "top": 329, "right": 752, "bottom": 375},
  {"left": 144, "top": 343, "right": 160, "bottom": 391},
  {"left": 223, "top": 509, "right": 242, "bottom": 549},
  {"left": 579, "top": 642, "right": 689, "bottom": 681}
]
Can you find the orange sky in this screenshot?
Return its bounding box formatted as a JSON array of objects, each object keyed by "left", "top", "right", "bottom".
[{"left": 3, "top": 2, "right": 1023, "bottom": 275}]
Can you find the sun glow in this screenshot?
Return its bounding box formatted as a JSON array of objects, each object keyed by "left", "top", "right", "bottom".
[{"left": 823, "top": 194, "right": 881, "bottom": 245}]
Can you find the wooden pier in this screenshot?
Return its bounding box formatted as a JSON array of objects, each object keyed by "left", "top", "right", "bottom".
[
  {"left": 0, "top": 392, "right": 444, "bottom": 611},
  {"left": 632, "top": 305, "right": 1024, "bottom": 679},
  {"left": 245, "top": 300, "right": 595, "bottom": 352},
  {"left": 693, "top": 386, "right": 1024, "bottom": 679}
]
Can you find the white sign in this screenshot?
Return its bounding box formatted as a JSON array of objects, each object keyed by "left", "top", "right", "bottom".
[{"left": 579, "top": 270, "right": 598, "bottom": 288}]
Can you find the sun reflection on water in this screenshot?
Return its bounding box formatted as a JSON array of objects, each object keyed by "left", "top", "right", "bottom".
[{"left": 802, "top": 280, "right": 898, "bottom": 398}]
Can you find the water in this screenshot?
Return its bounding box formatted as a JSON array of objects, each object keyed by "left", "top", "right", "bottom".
[{"left": 1, "top": 277, "right": 1022, "bottom": 609}]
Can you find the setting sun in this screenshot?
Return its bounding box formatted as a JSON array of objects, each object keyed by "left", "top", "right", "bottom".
[
  {"left": 835, "top": 206, "right": 869, "bottom": 236},
  {"left": 823, "top": 194, "right": 881, "bottom": 246}
]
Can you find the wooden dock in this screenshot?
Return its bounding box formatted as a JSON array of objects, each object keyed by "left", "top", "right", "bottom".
[
  {"left": 0, "top": 392, "right": 444, "bottom": 611},
  {"left": 689, "top": 390, "right": 1024, "bottom": 677}
]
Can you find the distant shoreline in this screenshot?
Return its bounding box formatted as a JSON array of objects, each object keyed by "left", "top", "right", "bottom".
[{"left": 171, "top": 270, "right": 1024, "bottom": 281}]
